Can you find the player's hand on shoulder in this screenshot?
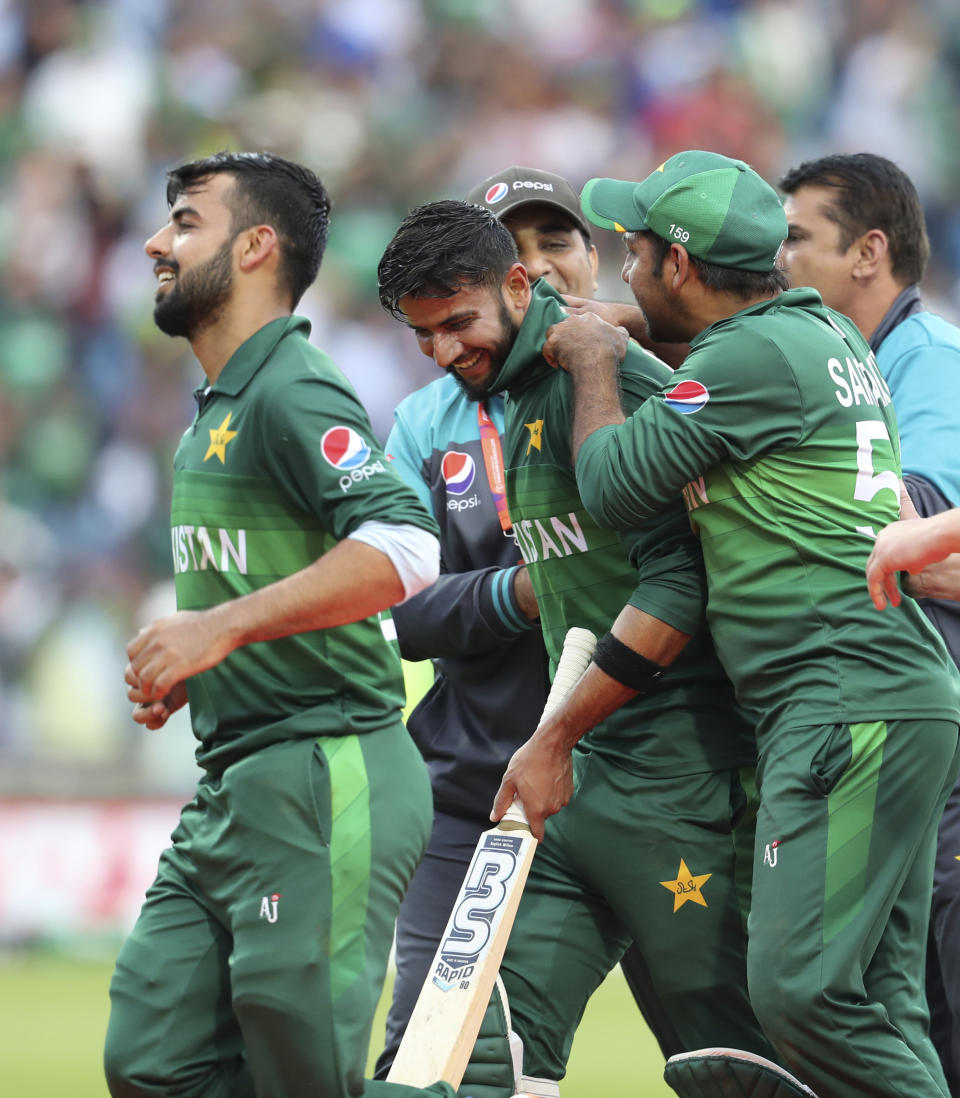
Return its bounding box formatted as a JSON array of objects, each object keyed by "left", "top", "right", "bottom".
[
  {"left": 562, "top": 295, "right": 690, "bottom": 368},
  {"left": 542, "top": 311, "right": 628, "bottom": 377},
  {"left": 562, "top": 295, "right": 645, "bottom": 341}
]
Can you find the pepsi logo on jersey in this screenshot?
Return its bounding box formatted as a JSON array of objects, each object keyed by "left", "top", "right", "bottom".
[
  {"left": 441, "top": 451, "right": 476, "bottom": 494},
  {"left": 322, "top": 425, "right": 387, "bottom": 493},
  {"left": 442, "top": 451, "right": 482, "bottom": 510},
  {"left": 664, "top": 380, "right": 710, "bottom": 415}
]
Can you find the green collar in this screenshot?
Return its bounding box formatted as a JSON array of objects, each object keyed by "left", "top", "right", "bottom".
[
  {"left": 209, "top": 315, "right": 310, "bottom": 397},
  {"left": 690, "top": 287, "right": 823, "bottom": 348},
  {"left": 489, "top": 280, "right": 569, "bottom": 395}
]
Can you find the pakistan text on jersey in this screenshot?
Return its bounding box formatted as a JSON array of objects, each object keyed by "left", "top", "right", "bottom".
[
  {"left": 172, "top": 525, "right": 248, "bottom": 575},
  {"left": 683, "top": 475, "right": 709, "bottom": 514},
  {"left": 514, "top": 512, "right": 589, "bottom": 563},
  {"left": 828, "top": 353, "right": 892, "bottom": 408}
]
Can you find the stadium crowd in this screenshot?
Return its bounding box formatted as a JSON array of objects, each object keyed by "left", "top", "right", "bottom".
[{"left": 1, "top": 0, "right": 960, "bottom": 796}]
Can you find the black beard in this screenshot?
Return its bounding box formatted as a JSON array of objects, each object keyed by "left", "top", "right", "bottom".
[
  {"left": 446, "top": 299, "right": 521, "bottom": 403},
  {"left": 153, "top": 239, "right": 234, "bottom": 340},
  {"left": 447, "top": 368, "right": 495, "bottom": 403},
  {"left": 644, "top": 311, "right": 686, "bottom": 345}
]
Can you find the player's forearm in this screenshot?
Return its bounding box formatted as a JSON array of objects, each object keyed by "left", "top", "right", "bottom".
[
  {"left": 394, "top": 565, "right": 533, "bottom": 660},
  {"left": 875, "top": 509, "right": 960, "bottom": 576},
  {"left": 568, "top": 355, "right": 625, "bottom": 462},
  {"left": 210, "top": 539, "right": 406, "bottom": 649},
  {"left": 530, "top": 663, "right": 636, "bottom": 753},
  {"left": 919, "top": 508, "right": 960, "bottom": 559},
  {"left": 899, "top": 508, "right": 960, "bottom": 601},
  {"left": 535, "top": 606, "right": 690, "bottom": 752}
]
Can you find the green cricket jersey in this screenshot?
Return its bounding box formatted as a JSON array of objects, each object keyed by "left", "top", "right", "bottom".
[
  {"left": 170, "top": 316, "right": 438, "bottom": 775},
  {"left": 576, "top": 287, "right": 960, "bottom": 739},
  {"left": 489, "top": 281, "right": 755, "bottom": 775}
]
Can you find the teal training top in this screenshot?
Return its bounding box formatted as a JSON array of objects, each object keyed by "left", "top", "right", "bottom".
[
  {"left": 489, "top": 280, "right": 756, "bottom": 776},
  {"left": 576, "top": 288, "right": 960, "bottom": 740},
  {"left": 170, "top": 316, "right": 439, "bottom": 775}
]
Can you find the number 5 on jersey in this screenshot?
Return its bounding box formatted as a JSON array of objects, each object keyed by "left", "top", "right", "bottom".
[{"left": 854, "top": 419, "right": 900, "bottom": 538}]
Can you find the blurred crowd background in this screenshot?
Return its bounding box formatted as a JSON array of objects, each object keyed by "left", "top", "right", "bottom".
[{"left": 2, "top": 0, "right": 960, "bottom": 800}]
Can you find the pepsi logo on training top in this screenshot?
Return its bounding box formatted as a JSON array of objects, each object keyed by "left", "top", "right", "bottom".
[
  {"left": 664, "top": 380, "right": 710, "bottom": 415},
  {"left": 321, "top": 426, "right": 372, "bottom": 470},
  {"left": 441, "top": 451, "right": 476, "bottom": 495}
]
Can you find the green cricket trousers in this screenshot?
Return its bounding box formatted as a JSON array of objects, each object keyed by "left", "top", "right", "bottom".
[
  {"left": 747, "top": 718, "right": 960, "bottom": 1098},
  {"left": 499, "top": 747, "right": 776, "bottom": 1081},
  {"left": 104, "top": 725, "right": 455, "bottom": 1098}
]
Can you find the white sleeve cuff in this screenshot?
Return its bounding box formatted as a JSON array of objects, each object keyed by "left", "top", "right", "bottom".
[{"left": 347, "top": 521, "right": 440, "bottom": 603}]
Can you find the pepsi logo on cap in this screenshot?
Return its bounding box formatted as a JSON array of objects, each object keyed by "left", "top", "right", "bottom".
[
  {"left": 664, "top": 380, "right": 710, "bottom": 415},
  {"left": 441, "top": 451, "right": 476, "bottom": 495},
  {"left": 484, "top": 182, "right": 509, "bottom": 205},
  {"left": 321, "top": 426, "right": 372, "bottom": 470}
]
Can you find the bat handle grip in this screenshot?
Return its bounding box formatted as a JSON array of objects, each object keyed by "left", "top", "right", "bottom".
[
  {"left": 499, "top": 798, "right": 530, "bottom": 829},
  {"left": 499, "top": 627, "right": 597, "bottom": 834}
]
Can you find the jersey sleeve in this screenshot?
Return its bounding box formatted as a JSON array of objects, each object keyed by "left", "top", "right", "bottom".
[
  {"left": 393, "top": 565, "right": 536, "bottom": 662},
  {"left": 617, "top": 506, "right": 710, "bottom": 636},
  {"left": 385, "top": 406, "right": 433, "bottom": 512},
  {"left": 601, "top": 344, "right": 711, "bottom": 636},
  {"left": 577, "top": 326, "right": 804, "bottom": 529},
  {"left": 259, "top": 366, "right": 438, "bottom": 543}
]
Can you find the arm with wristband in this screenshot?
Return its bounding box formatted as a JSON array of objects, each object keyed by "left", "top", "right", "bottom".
[
  {"left": 490, "top": 602, "right": 689, "bottom": 841},
  {"left": 489, "top": 347, "right": 713, "bottom": 839},
  {"left": 490, "top": 501, "right": 706, "bottom": 841}
]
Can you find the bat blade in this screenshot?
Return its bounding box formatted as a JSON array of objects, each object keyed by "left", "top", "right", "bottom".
[{"left": 386, "top": 626, "right": 597, "bottom": 1088}]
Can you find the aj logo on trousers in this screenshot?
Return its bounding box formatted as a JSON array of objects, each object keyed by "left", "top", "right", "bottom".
[{"left": 260, "top": 893, "right": 281, "bottom": 923}]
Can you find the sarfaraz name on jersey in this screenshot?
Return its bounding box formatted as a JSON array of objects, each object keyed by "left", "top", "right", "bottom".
[
  {"left": 172, "top": 525, "right": 247, "bottom": 575},
  {"left": 431, "top": 832, "right": 524, "bottom": 993},
  {"left": 828, "top": 352, "right": 891, "bottom": 408}
]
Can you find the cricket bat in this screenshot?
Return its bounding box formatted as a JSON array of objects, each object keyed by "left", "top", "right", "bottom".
[{"left": 386, "top": 626, "right": 598, "bottom": 1089}]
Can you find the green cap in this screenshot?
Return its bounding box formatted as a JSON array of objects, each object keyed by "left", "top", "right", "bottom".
[{"left": 580, "top": 150, "right": 787, "bottom": 271}]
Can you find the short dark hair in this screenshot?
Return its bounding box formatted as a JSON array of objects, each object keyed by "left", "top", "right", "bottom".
[
  {"left": 778, "top": 153, "right": 929, "bottom": 286},
  {"left": 643, "top": 230, "right": 789, "bottom": 298},
  {"left": 378, "top": 200, "right": 519, "bottom": 321},
  {"left": 166, "top": 151, "right": 331, "bottom": 307}
]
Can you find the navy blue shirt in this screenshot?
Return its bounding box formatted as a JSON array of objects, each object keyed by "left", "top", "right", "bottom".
[{"left": 387, "top": 376, "right": 550, "bottom": 819}]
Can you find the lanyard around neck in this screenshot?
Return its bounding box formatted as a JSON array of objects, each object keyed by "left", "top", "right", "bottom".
[{"left": 477, "top": 403, "right": 512, "bottom": 535}]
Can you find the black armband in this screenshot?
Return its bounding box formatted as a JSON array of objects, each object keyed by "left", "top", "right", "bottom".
[{"left": 592, "top": 631, "right": 666, "bottom": 693}]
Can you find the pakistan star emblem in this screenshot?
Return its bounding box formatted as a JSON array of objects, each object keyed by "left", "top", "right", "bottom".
[
  {"left": 660, "top": 858, "right": 712, "bottom": 912},
  {"left": 204, "top": 412, "right": 238, "bottom": 464},
  {"left": 525, "top": 419, "right": 544, "bottom": 454}
]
